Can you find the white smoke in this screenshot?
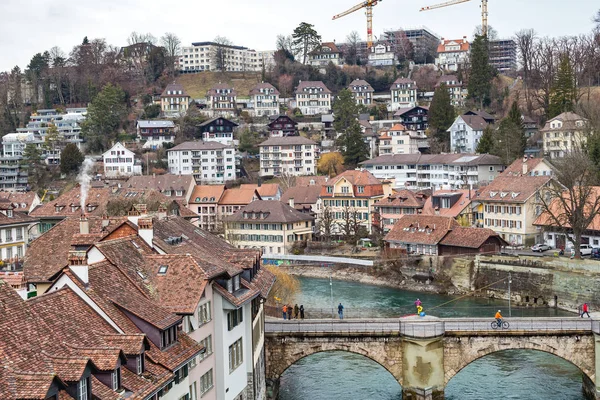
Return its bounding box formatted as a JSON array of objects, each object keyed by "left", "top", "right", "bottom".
[{"left": 77, "top": 158, "right": 95, "bottom": 211}]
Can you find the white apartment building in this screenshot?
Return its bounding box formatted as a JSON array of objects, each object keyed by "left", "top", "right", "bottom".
[
  {"left": 368, "top": 43, "right": 397, "bottom": 66},
  {"left": 259, "top": 136, "right": 319, "bottom": 177},
  {"left": 178, "top": 42, "right": 261, "bottom": 73},
  {"left": 449, "top": 114, "right": 489, "bottom": 153},
  {"left": 168, "top": 141, "right": 237, "bottom": 184},
  {"left": 295, "top": 81, "right": 332, "bottom": 116},
  {"left": 378, "top": 123, "right": 427, "bottom": 155},
  {"left": 540, "top": 112, "right": 589, "bottom": 159},
  {"left": 435, "top": 37, "right": 470, "bottom": 72},
  {"left": 102, "top": 142, "right": 142, "bottom": 178},
  {"left": 348, "top": 79, "right": 374, "bottom": 106},
  {"left": 206, "top": 83, "right": 237, "bottom": 118},
  {"left": 390, "top": 78, "right": 418, "bottom": 111},
  {"left": 249, "top": 82, "right": 280, "bottom": 117},
  {"left": 360, "top": 153, "right": 505, "bottom": 190},
  {"left": 257, "top": 50, "right": 276, "bottom": 70}
]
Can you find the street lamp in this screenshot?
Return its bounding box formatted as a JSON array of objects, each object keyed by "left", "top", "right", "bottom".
[{"left": 508, "top": 272, "right": 512, "bottom": 317}]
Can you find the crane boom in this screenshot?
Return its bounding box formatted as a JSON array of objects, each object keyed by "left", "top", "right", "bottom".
[
  {"left": 420, "top": 0, "right": 471, "bottom": 11},
  {"left": 332, "top": 0, "right": 380, "bottom": 48},
  {"left": 332, "top": 1, "right": 370, "bottom": 20}
]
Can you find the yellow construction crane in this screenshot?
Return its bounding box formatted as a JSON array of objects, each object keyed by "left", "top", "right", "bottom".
[
  {"left": 420, "top": 0, "right": 489, "bottom": 37},
  {"left": 332, "top": 0, "right": 382, "bottom": 48}
]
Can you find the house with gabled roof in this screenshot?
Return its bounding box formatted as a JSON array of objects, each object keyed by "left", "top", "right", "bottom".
[
  {"left": 540, "top": 112, "right": 589, "bottom": 159},
  {"left": 249, "top": 82, "right": 280, "bottom": 117},
  {"left": 294, "top": 81, "right": 332, "bottom": 115},
  {"left": 161, "top": 82, "right": 190, "bottom": 117},
  {"left": 348, "top": 79, "right": 374, "bottom": 106},
  {"left": 449, "top": 113, "right": 490, "bottom": 154},
  {"left": 435, "top": 37, "right": 470, "bottom": 72},
  {"left": 308, "top": 42, "right": 343, "bottom": 70},
  {"left": 373, "top": 190, "right": 427, "bottom": 232},
  {"left": 390, "top": 78, "right": 418, "bottom": 111},
  {"left": 206, "top": 83, "right": 237, "bottom": 118}
]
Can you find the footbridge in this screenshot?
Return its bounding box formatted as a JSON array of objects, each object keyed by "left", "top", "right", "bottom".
[{"left": 265, "top": 317, "right": 600, "bottom": 400}]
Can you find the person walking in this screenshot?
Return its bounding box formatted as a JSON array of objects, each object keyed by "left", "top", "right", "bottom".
[
  {"left": 582, "top": 303, "right": 591, "bottom": 318},
  {"left": 294, "top": 304, "right": 299, "bottom": 319},
  {"left": 287, "top": 305, "right": 293, "bottom": 320},
  {"left": 338, "top": 302, "right": 344, "bottom": 319},
  {"left": 282, "top": 304, "right": 287, "bottom": 320},
  {"left": 300, "top": 305, "right": 305, "bottom": 319}
]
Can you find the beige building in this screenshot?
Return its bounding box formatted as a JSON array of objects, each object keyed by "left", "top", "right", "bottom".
[
  {"left": 320, "top": 170, "right": 392, "bottom": 235},
  {"left": 224, "top": 200, "right": 314, "bottom": 255},
  {"left": 478, "top": 175, "right": 556, "bottom": 247},
  {"left": 348, "top": 79, "right": 374, "bottom": 106},
  {"left": 206, "top": 83, "right": 237, "bottom": 117},
  {"left": 295, "top": 81, "right": 332, "bottom": 115},
  {"left": 378, "top": 123, "right": 427, "bottom": 155},
  {"left": 390, "top": 78, "right": 418, "bottom": 111},
  {"left": 160, "top": 83, "right": 190, "bottom": 116},
  {"left": 540, "top": 112, "right": 589, "bottom": 159}
]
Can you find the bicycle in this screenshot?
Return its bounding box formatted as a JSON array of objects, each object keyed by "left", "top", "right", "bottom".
[{"left": 491, "top": 320, "right": 510, "bottom": 329}]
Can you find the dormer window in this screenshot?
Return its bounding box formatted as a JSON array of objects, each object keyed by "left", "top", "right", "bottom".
[
  {"left": 86, "top": 204, "right": 97, "bottom": 213},
  {"left": 490, "top": 192, "right": 497, "bottom": 197},
  {"left": 160, "top": 325, "right": 178, "bottom": 348},
  {"left": 137, "top": 353, "right": 145, "bottom": 374},
  {"left": 165, "top": 190, "right": 172, "bottom": 196},
  {"left": 357, "top": 186, "right": 365, "bottom": 194},
  {"left": 227, "top": 278, "right": 233, "bottom": 293},
  {"left": 176, "top": 190, "right": 183, "bottom": 196},
  {"left": 327, "top": 186, "right": 333, "bottom": 193},
  {"left": 78, "top": 376, "right": 90, "bottom": 400},
  {"left": 111, "top": 367, "right": 121, "bottom": 390},
  {"left": 6, "top": 210, "right": 12, "bottom": 218}
]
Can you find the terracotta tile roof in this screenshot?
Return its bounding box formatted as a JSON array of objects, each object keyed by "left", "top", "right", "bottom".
[
  {"left": 46, "top": 354, "right": 93, "bottom": 382},
  {"left": 120, "top": 366, "right": 172, "bottom": 398},
  {"left": 309, "top": 42, "right": 341, "bottom": 54},
  {"left": 258, "top": 136, "right": 317, "bottom": 146},
  {"left": 145, "top": 331, "right": 203, "bottom": 372},
  {"left": 477, "top": 175, "right": 553, "bottom": 203},
  {"left": 58, "top": 390, "right": 76, "bottom": 400},
  {"left": 219, "top": 187, "right": 261, "bottom": 205},
  {"left": 224, "top": 200, "right": 315, "bottom": 223},
  {"left": 144, "top": 254, "right": 208, "bottom": 314},
  {"left": 23, "top": 217, "right": 128, "bottom": 283},
  {"left": 295, "top": 176, "right": 329, "bottom": 187},
  {"left": 384, "top": 215, "right": 459, "bottom": 245},
  {"left": 30, "top": 186, "right": 111, "bottom": 218},
  {"left": 0, "top": 191, "right": 39, "bottom": 213},
  {"left": 391, "top": 77, "right": 417, "bottom": 86},
  {"left": 281, "top": 185, "right": 322, "bottom": 206},
  {"left": 100, "top": 334, "right": 148, "bottom": 355},
  {"left": 534, "top": 187, "right": 600, "bottom": 231},
  {"left": 437, "top": 38, "right": 470, "bottom": 53},
  {"left": 4, "top": 373, "right": 64, "bottom": 399},
  {"left": 439, "top": 227, "right": 505, "bottom": 248},
  {"left": 0, "top": 271, "right": 25, "bottom": 289},
  {"left": 91, "top": 376, "right": 121, "bottom": 400},
  {"left": 125, "top": 174, "right": 194, "bottom": 198},
  {"left": 422, "top": 190, "right": 473, "bottom": 218},
  {"left": 189, "top": 185, "right": 226, "bottom": 204},
  {"left": 540, "top": 112, "right": 587, "bottom": 132},
  {"left": 249, "top": 82, "right": 280, "bottom": 96},
  {"left": 501, "top": 157, "right": 551, "bottom": 177},
  {"left": 294, "top": 81, "right": 332, "bottom": 95},
  {"left": 240, "top": 183, "right": 281, "bottom": 198},
  {"left": 213, "top": 278, "right": 261, "bottom": 308},
  {"left": 321, "top": 170, "right": 384, "bottom": 198},
  {"left": 74, "top": 348, "right": 124, "bottom": 371},
  {"left": 374, "top": 190, "right": 427, "bottom": 209}
]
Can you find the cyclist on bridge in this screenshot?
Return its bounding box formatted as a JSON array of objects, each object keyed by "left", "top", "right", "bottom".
[{"left": 495, "top": 310, "right": 503, "bottom": 326}]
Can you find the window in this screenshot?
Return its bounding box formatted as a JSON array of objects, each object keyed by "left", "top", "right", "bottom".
[
  {"left": 200, "top": 369, "right": 214, "bottom": 395},
  {"left": 341, "top": 186, "right": 349, "bottom": 194},
  {"left": 229, "top": 338, "right": 243, "bottom": 372},
  {"left": 111, "top": 368, "right": 121, "bottom": 390},
  {"left": 158, "top": 265, "right": 168, "bottom": 275},
  {"left": 199, "top": 335, "right": 213, "bottom": 360},
  {"left": 227, "top": 308, "right": 243, "bottom": 331},
  {"left": 189, "top": 382, "right": 198, "bottom": 400},
  {"left": 174, "top": 364, "right": 189, "bottom": 384},
  {"left": 137, "top": 354, "right": 144, "bottom": 374},
  {"left": 233, "top": 275, "right": 240, "bottom": 291},
  {"left": 78, "top": 377, "right": 89, "bottom": 400},
  {"left": 326, "top": 186, "right": 333, "bottom": 193},
  {"left": 160, "top": 325, "right": 177, "bottom": 348},
  {"left": 198, "top": 301, "right": 211, "bottom": 325}
]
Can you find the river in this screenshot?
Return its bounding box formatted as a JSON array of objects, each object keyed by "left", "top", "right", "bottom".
[{"left": 278, "top": 277, "right": 584, "bottom": 400}]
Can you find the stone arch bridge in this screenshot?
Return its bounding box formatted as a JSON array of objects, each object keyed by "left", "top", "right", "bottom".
[{"left": 265, "top": 317, "right": 600, "bottom": 400}]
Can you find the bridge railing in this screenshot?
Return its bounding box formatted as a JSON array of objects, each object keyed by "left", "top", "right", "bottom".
[
  {"left": 265, "top": 319, "right": 400, "bottom": 334},
  {"left": 442, "top": 317, "right": 592, "bottom": 332}
]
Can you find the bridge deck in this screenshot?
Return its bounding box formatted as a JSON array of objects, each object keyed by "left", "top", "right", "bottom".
[{"left": 266, "top": 317, "right": 596, "bottom": 336}]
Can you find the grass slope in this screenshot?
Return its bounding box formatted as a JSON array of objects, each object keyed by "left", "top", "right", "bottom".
[{"left": 176, "top": 71, "right": 262, "bottom": 99}]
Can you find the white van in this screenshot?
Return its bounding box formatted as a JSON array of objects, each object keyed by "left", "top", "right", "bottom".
[{"left": 571, "top": 244, "right": 593, "bottom": 256}]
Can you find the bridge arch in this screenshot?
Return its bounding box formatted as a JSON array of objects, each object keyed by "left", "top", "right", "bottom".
[
  {"left": 442, "top": 334, "right": 596, "bottom": 385},
  {"left": 265, "top": 336, "right": 404, "bottom": 386}
]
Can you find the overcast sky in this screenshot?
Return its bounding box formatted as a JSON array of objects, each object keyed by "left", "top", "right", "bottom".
[{"left": 0, "top": 0, "right": 598, "bottom": 72}]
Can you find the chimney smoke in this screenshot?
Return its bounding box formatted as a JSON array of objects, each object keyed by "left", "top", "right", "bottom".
[{"left": 77, "top": 158, "right": 95, "bottom": 211}]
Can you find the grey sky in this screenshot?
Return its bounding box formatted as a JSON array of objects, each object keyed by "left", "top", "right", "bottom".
[{"left": 0, "top": 0, "right": 598, "bottom": 72}]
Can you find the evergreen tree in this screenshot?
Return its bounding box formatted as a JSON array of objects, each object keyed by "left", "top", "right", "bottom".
[
  {"left": 467, "top": 35, "right": 493, "bottom": 108},
  {"left": 337, "top": 121, "right": 369, "bottom": 168},
  {"left": 548, "top": 55, "right": 577, "bottom": 119},
  {"left": 333, "top": 89, "right": 358, "bottom": 132},
  {"left": 292, "top": 22, "right": 321, "bottom": 64},
  {"left": 493, "top": 118, "right": 526, "bottom": 164},
  {"left": 476, "top": 126, "right": 494, "bottom": 154},
  {"left": 81, "top": 83, "right": 127, "bottom": 153},
  {"left": 21, "top": 144, "right": 48, "bottom": 190},
  {"left": 429, "top": 83, "right": 455, "bottom": 146},
  {"left": 60, "top": 143, "right": 85, "bottom": 174},
  {"left": 507, "top": 100, "right": 524, "bottom": 128}
]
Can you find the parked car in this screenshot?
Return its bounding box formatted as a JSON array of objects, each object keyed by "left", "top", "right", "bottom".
[
  {"left": 591, "top": 247, "right": 600, "bottom": 259},
  {"left": 531, "top": 243, "right": 551, "bottom": 252},
  {"left": 571, "top": 244, "right": 593, "bottom": 256}
]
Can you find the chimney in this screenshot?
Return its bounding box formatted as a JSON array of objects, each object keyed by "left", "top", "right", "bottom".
[
  {"left": 522, "top": 162, "right": 528, "bottom": 175},
  {"left": 138, "top": 217, "right": 154, "bottom": 248},
  {"left": 157, "top": 206, "right": 167, "bottom": 220},
  {"left": 257, "top": 177, "right": 262, "bottom": 188},
  {"left": 80, "top": 216, "right": 90, "bottom": 235},
  {"left": 288, "top": 198, "right": 295, "bottom": 208},
  {"left": 68, "top": 250, "right": 89, "bottom": 285},
  {"left": 101, "top": 213, "right": 110, "bottom": 229}
]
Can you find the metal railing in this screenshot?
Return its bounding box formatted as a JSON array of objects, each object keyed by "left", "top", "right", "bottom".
[
  {"left": 442, "top": 317, "right": 592, "bottom": 333},
  {"left": 266, "top": 319, "right": 400, "bottom": 334}
]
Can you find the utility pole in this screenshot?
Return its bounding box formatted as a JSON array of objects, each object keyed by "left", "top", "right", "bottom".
[
  {"left": 329, "top": 265, "right": 334, "bottom": 319},
  {"left": 508, "top": 272, "right": 512, "bottom": 317}
]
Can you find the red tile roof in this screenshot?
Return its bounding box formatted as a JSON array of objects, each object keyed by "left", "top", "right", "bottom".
[
  {"left": 224, "top": 200, "right": 315, "bottom": 223},
  {"left": 439, "top": 227, "right": 505, "bottom": 248},
  {"left": 501, "top": 157, "right": 552, "bottom": 177},
  {"left": 240, "top": 183, "right": 282, "bottom": 198},
  {"left": 249, "top": 82, "right": 280, "bottom": 96},
  {"left": 374, "top": 190, "right": 427, "bottom": 209},
  {"left": 189, "top": 185, "right": 226, "bottom": 204},
  {"left": 384, "top": 215, "right": 459, "bottom": 245},
  {"left": 30, "top": 186, "right": 111, "bottom": 218},
  {"left": 437, "top": 38, "right": 470, "bottom": 53},
  {"left": 422, "top": 190, "right": 472, "bottom": 218},
  {"left": 477, "top": 175, "right": 553, "bottom": 203},
  {"left": 219, "top": 188, "right": 261, "bottom": 205},
  {"left": 321, "top": 170, "right": 384, "bottom": 198}
]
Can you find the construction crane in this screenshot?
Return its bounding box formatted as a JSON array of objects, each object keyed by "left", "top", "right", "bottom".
[
  {"left": 332, "top": 0, "right": 382, "bottom": 48},
  {"left": 420, "top": 0, "right": 489, "bottom": 37}
]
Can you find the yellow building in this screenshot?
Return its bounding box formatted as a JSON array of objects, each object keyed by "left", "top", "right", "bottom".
[
  {"left": 224, "top": 200, "right": 314, "bottom": 255},
  {"left": 160, "top": 83, "right": 190, "bottom": 116}
]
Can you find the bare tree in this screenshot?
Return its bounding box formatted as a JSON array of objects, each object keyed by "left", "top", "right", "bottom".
[
  {"left": 316, "top": 206, "right": 337, "bottom": 241},
  {"left": 212, "top": 36, "right": 233, "bottom": 72},
  {"left": 537, "top": 148, "right": 600, "bottom": 258},
  {"left": 161, "top": 32, "right": 181, "bottom": 77},
  {"left": 340, "top": 206, "right": 362, "bottom": 243},
  {"left": 515, "top": 29, "right": 537, "bottom": 113},
  {"left": 344, "top": 31, "right": 362, "bottom": 65},
  {"left": 277, "top": 170, "right": 297, "bottom": 192},
  {"left": 127, "top": 32, "right": 156, "bottom": 46},
  {"left": 276, "top": 35, "right": 294, "bottom": 55},
  {"left": 389, "top": 29, "right": 414, "bottom": 65}
]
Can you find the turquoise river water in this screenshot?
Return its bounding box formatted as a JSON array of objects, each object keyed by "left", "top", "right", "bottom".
[{"left": 278, "top": 277, "right": 584, "bottom": 400}]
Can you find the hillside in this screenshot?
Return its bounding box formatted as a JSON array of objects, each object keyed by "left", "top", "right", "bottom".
[{"left": 176, "top": 71, "right": 263, "bottom": 99}]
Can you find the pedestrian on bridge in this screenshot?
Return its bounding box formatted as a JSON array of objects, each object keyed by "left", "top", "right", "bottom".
[
  {"left": 300, "top": 305, "right": 305, "bottom": 319},
  {"left": 282, "top": 304, "right": 288, "bottom": 320},
  {"left": 294, "top": 304, "right": 299, "bottom": 319},
  {"left": 287, "top": 305, "right": 293, "bottom": 320},
  {"left": 582, "top": 303, "right": 591, "bottom": 318},
  {"left": 338, "top": 303, "right": 344, "bottom": 319}
]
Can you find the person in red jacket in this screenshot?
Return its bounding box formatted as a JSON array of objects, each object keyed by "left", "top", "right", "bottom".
[{"left": 581, "top": 303, "right": 591, "bottom": 318}]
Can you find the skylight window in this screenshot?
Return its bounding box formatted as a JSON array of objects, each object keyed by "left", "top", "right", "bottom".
[
  {"left": 158, "top": 265, "right": 168, "bottom": 275},
  {"left": 137, "top": 270, "right": 146, "bottom": 279}
]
